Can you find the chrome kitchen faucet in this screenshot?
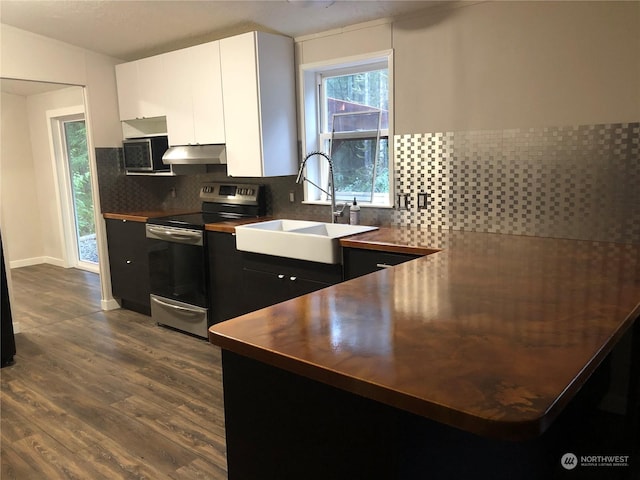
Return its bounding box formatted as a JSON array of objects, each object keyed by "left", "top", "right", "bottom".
[{"left": 296, "top": 151, "right": 347, "bottom": 223}]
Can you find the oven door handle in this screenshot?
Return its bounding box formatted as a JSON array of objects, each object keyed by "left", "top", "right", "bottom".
[
  {"left": 146, "top": 226, "right": 203, "bottom": 245},
  {"left": 151, "top": 296, "right": 202, "bottom": 315}
]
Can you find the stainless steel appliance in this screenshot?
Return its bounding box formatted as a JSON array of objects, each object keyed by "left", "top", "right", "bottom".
[
  {"left": 123, "top": 136, "right": 170, "bottom": 173},
  {"left": 162, "top": 144, "right": 227, "bottom": 165},
  {"left": 146, "top": 182, "right": 265, "bottom": 338}
]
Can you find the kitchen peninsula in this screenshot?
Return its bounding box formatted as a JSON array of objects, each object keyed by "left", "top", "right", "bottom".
[{"left": 209, "top": 230, "right": 640, "bottom": 479}]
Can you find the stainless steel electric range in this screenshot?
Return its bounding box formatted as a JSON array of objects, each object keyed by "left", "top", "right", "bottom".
[{"left": 145, "top": 182, "right": 265, "bottom": 338}]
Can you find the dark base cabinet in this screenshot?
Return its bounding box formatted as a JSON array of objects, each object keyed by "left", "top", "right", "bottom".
[
  {"left": 105, "top": 219, "right": 151, "bottom": 315},
  {"left": 207, "top": 231, "right": 252, "bottom": 324},
  {"left": 241, "top": 252, "right": 343, "bottom": 313},
  {"left": 221, "top": 350, "right": 639, "bottom": 480},
  {"left": 220, "top": 351, "right": 548, "bottom": 480},
  {"left": 343, "top": 247, "right": 422, "bottom": 280}
]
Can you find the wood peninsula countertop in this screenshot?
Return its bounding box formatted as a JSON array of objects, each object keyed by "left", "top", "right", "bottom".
[{"left": 209, "top": 230, "right": 640, "bottom": 441}]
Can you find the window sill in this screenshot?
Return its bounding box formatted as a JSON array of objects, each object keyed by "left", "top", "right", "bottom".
[{"left": 300, "top": 200, "right": 394, "bottom": 209}]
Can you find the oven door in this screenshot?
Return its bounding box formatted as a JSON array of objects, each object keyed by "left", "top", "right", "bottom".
[{"left": 146, "top": 224, "right": 207, "bottom": 308}]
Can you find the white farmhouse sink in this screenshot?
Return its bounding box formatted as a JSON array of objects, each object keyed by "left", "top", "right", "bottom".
[{"left": 235, "top": 219, "right": 378, "bottom": 264}]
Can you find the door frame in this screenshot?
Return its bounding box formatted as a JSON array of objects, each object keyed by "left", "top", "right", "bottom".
[{"left": 46, "top": 105, "right": 99, "bottom": 274}]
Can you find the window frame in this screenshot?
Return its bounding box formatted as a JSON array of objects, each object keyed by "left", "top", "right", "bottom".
[{"left": 298, "top": 50, "right": 394, "bottom": 208}]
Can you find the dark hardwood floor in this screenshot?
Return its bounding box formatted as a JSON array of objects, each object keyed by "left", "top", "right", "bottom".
[{"left": 1, "top": 264, "right": 227, "bottom": 479}]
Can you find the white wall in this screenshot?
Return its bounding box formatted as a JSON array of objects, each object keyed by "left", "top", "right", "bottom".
[
  {"left": 1, "top": 87, "right": 86, "bottom": 267},
  {"left": 1, "top": 23, "right": 123, "bottom": 310},
  {"left": 294, "top": 1, "right": 640, "bottom": 134},
  {"left": 392, "top": 1, "right": 640, "bottom": 133},
  {"left": 0, "top": 92, "right": 42, "bottom": 264},
  {"left": 0, "top": 23, "right": 123, "bottom": 147},
  {"left": 29, "top": 87, "right": 85, "bottom": 265}
]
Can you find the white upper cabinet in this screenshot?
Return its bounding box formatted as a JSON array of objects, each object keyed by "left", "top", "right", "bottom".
[
  {"left": 114, "top": 61, "right": 138, "bottom": 121},
  {"left": 165, "top": 41, "right": 225, "bottom": 146},
  {"left": 116, "top": 54, "right": 166, "bottom": 121},
  {"left": 115, "top": 31, "right": 298, "bottom": 177},
  {"left": 220, "top": 31, "right": 298, "bottom": 177}
]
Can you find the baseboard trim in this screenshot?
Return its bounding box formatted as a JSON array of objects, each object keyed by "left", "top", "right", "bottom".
[
  {"left": 10, "top": 256, "right": 66, "bottom": 269},
  {"left": 101, "top": 298, "right": 121, "bottom": 311}
]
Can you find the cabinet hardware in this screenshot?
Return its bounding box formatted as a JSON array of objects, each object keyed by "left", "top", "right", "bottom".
[
  {"left": 290, "top": 276, "right": 297, "bottom": 281},
  {"left": 151, "top": 296, "right": 201, "bottom": 316},
  {"left": 278, "top": 274, "right": 285, "bottom": 279},
  {"left": 376, "top": 263, "right": 393, "bottom": 269}
]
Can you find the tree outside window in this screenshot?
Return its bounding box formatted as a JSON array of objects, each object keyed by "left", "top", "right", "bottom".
[
  {"left": 319, "top": 66, "right": 390, "bottom": 205},
  {"left": 64, "top": 120, "right": 94, "bottom": 238}
]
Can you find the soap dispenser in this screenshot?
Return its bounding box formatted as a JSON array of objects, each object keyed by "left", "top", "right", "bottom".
[{"left": 349, "top": 197, "right": 360, "bottom": 225}]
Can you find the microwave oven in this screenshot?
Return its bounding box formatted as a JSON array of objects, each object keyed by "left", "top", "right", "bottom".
[{"left": 123, "top": 136, "right": 170, "bottom": 172}]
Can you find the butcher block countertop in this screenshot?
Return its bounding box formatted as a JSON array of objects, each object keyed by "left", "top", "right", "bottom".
[
  {"left": 209, "top": 231, "right": 640, "bottom": 441},
  {"left": 101, "top": 211, "right": 441, "bottom": 257},
  {"left": 339, "top": 226, "right": 443, "bottom": 255},
  {"left": 103, "top": 210, "right": 198, "bottom": 222},
  {"left": 204, "top": 219, "right": 443, "bottom": 256},
  {"left": 204, "top": 217, "right": 274, "bottom": 233}
]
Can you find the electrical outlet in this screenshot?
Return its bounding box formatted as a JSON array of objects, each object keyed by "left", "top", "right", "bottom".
[
  {"left": 397, "top": 193, "right": 410, "bottom": 210},
  {"left": 417, "top": 192, "right": 428, "bottom": 209},
  {"left": 289, "top": 191, "right": 295, "bottom": 203}
]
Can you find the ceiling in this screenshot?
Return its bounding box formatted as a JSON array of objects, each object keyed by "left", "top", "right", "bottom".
[{"left": 0, "top": 0, "right": 444, "bottom": 62}]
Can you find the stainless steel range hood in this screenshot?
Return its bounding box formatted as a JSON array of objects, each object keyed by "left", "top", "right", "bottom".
[{"left": 162, "top": 144, "right": 227, "bottom": 165}]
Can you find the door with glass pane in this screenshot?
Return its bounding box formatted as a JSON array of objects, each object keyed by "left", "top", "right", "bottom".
[{"left": 62, "top": 118, "right": 98, "bottom": 269}]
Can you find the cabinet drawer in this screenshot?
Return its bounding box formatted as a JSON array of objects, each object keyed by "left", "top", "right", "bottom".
[{"left": 343, "top": 248, "right": 422, "bottom": 280}]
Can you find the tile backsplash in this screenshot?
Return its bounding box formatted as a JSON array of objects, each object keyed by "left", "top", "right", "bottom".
[
  {"left": 95, "top": 148, "right": 391, "bottom": 225},
  {"left": 393, "top": 122, "right": 639, "bottom": 244},
  {"left": 97, "top": 121, "right": 639, "bottom": 244}
]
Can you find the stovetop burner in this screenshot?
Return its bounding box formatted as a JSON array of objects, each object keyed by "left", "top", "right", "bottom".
[{"left": 146, "top": 182, "right": 266, "bottom": 229}]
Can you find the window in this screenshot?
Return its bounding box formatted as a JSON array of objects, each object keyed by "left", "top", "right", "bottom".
[{"left": 300, "top": 52, "right": 393, "bottom": 207}]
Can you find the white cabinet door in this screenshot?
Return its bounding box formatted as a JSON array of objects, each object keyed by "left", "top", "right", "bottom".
[
  {"left": 116, "top": 55, "right": 166, "bottom": 121},
  {"left": 164, "top": 49, "right": 195, "bottom": 145},
  {"left": 165, "top": 42, "right": 225, "bottom": 146},
  {"left": 136, "top": 55, "right": 166, "bottom": 119},
  {"left": 220, "top": 32, "right": 262, "bottom": 176},
  {"left": 191, "top": 42, "right": 225, "bottom": 144},
  {"left": 221, "top": 32, "right": 297, "bottom": 177},
  {"left": 115, "top": 61, "right": 139, "bottom": 121}
]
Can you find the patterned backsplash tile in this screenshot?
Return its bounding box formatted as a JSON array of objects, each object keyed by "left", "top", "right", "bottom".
[
  {"left": 94, "top": 148, "right": 391, "bottom": 225},
  {"left": 96, "top": 121, "right": 639, "bottom": 244},
  {"left": 393, "top": 122, "right": 639, "bottom": 244}
]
